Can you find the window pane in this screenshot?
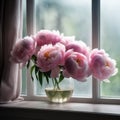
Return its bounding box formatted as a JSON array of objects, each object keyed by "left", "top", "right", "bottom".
[
  {"left": 100, "top": 0, "right": 120, "bottom": 98},
  {"left": 35, "top": 0, "right": 92, "bottom": 97},
  {"left": 22, "top": 67, "right": 27, "bottom": 95},
  {"left": 21, "top": 0, "right": 27, "bottom": 95}
]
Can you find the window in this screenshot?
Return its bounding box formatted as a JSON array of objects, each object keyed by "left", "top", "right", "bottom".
[
  {"left": 100, "top": 0, "right": 120, "bottom": 99},
  {"left": 22, "top": 0, "right": 120, "bottom": 104},
  {"left": 35, "top": 0, "right": 92, "bottom": 98}
]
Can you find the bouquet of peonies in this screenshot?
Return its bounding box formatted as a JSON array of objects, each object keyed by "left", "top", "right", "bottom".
[{"left": 10, "top": 30, "right": 118, "bottom": 89}]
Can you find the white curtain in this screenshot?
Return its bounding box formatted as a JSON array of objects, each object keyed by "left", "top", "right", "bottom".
[{"left": 0, "top": 0, "right": 23, "bottom": 103}]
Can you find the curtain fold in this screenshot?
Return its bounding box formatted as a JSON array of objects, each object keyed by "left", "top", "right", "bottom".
[{"left": 0, "top": 0, "right": 23, "bottom": 103}]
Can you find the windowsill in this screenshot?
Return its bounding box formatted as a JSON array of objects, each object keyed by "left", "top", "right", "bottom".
[{"left": 0, "top": 101, "right": 120, "bottom": 120}]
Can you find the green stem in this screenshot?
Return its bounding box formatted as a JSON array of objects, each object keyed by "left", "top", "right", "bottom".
[{"left": 54, "top": 78, "right": 60, "bottom": 90}]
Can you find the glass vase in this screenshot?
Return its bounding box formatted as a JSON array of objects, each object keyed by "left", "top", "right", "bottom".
[{"left": 45, "top": 77, "right": 74, "bottom": 103}]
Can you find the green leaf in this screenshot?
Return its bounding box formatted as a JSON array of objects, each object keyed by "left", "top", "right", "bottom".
[
  {"left": 45, "top": 71, "right": 51, "bottom": 77},
  {"left": 31, "top": 55, "right": 37, "bottom": 63},
  {"left": 35, "top": 66, "right": 39, "bottom": 75},
  {"left": 27, "top": 60, "right": 30, "bottom": 68},
  {"left": 44, "top": 72, "right": 49, "bottom": 84},
  {"left": 34, "top": 66, "right": 39, "bottom": 80},
  {"left": 30, "top": 65, "right": 35, "bottom": 81},
  {"left": 35, "top": 72, "right": 38, "bottom": 80},
  {"left": 30, "top": 65, "right": 35, "bottom": 75},
  {"left": 31, "top": 76, "right": 34, "bottom": 81},
  {"left": 38, "top": 71, "right": 43, "bottom": 86},
  {"left": 59, "top": 71, "right": 64, "bottom": 83}
]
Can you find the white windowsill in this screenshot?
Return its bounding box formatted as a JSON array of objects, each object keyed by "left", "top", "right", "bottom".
[
  {"left": 0, "top": 101, "right": 120, "bottom": 120},
  {"left": 0, "top": 100, "right": 120, "bottom": 115}
]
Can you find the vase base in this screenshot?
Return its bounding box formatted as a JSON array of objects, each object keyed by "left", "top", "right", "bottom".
[{"left": 45, "top": 88, "right": 73, "bottom": 103}]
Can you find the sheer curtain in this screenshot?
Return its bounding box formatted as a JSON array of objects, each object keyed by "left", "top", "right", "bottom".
[{"left": 0, "top": 0, "right": 23, "bottom": 103}]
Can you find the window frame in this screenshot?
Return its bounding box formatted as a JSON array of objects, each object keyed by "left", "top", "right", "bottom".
[{"left": 23, "top": 0, "right": 120, "bottom": 104}]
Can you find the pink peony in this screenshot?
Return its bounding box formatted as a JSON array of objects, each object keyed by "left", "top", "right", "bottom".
[
  {"left": 60, "top": 36, "right": 75, "bottom": 46},
  {"left": 10, "top": 29, "right": 119, "bottom": 91},
  {"left": 37, "top": 43, "right": 65, "bottom": 72},
  {"left": 63, "top": 50, "right": 91, "bottom": 82},
  {"left": 66, "top": 40, "right": 90, "bottom": 58},
  {"left": 90, "top": 49, "right": 118, "bottom": 81},
  {"left": 10, "top": 36, "right": 36, "bottom": 64},
  {"left": 34, "top": 30, "right": 62, "bottom": 47}
]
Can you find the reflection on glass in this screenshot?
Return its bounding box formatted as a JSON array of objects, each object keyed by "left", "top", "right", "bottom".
[
  {"left": 35, "top": 0, "right": 92, "bottom": 97},
  {"left": 100, "top": 0, "right": 120, "bottom": 98}
]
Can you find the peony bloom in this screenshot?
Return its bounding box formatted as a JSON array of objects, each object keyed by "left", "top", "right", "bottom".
[
  {"left": 37, "top": 43, "right": 65, "bottom": 73},
  {"left": 60, "top": 36, "right": 75, "bottom": 46},
  {"left": 66, "top": 40, "right": 90, "bottom": 58},
  {"left": 10, "top": 29, "right": 119, "bottom": 99},
  {"left": 63, "top": 50, "right": 91, "bottom": 82},
  {"left": 34, "top": 30, "right": 62, "bottom": 47},
  {"left": 90, "top": 49, "right": 118, "bottom": 81},
  {"left": 10, "top": 36, "right": 36, "bottom": 64}
]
